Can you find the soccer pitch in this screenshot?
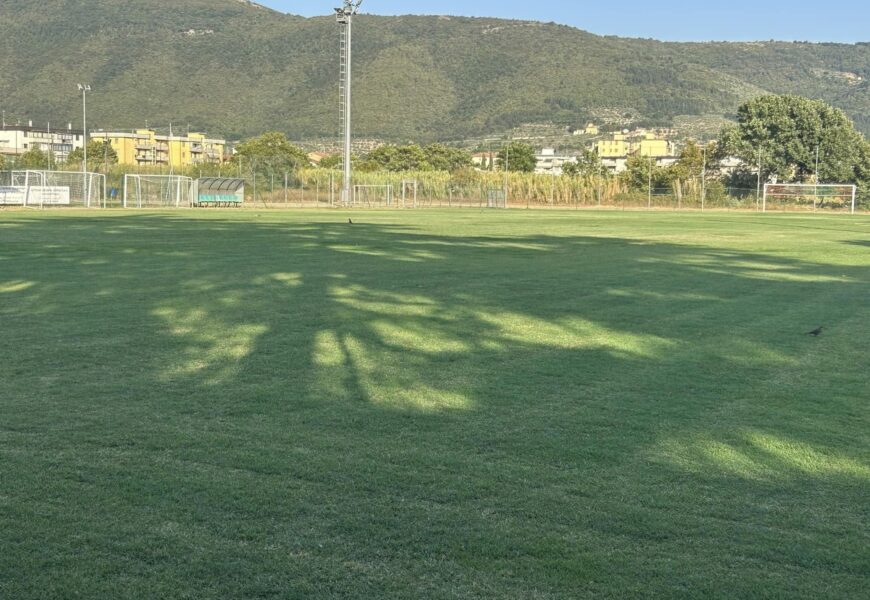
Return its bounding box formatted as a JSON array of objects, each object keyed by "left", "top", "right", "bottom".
[{"left": 1, "top": 210, "right": 868, "bottom": 598}]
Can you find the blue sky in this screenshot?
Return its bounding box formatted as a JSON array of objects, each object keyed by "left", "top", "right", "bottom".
[{"left": 259, "top": 1, "right": 869, "bottom": 43}]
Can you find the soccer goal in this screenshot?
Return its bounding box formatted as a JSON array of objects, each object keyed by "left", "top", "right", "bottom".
[
  {"left": 5, "top": 170, "right": 106, "bottom": 208},
  {"left": 763, "top": 183, "right": 857, "bottom": 214},
  {"left": 487, "top": 187, "right": 507, "bottom": 209},
  {"left": 353, "top": 184, "right": 394, "bottom": 208},
  {"left": 401, "top": 180, "right": 418, "bottom": 208},
  {"left": 124, "top": 174, "right": 195, "bottom": 208}
]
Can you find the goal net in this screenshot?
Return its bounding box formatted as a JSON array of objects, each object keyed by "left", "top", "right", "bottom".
[
  {"left": 401, "top": 180, "right": 418, "bottom": 208},
  {"left": 2, "top": 170, "right": 106, "bottom": 208},
  {"left": 353, "top": 184, "right": 394, "bottom": 208},
  {"left": 124, "top": 175, "right": 195, "bottom": 208},
  {"left": 487, "top": 187, "right": 507, "bottom": 209},
  {"left": 763, "top": 183, "right": 857, "bottom": 214}
]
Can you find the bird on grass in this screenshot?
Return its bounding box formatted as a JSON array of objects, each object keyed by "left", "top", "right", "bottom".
[
  {"left": 807, "top": 326, "right": 824, "bottom": 337},
  {"left": 348, "top": 218, "right": 354, "bottom": 225}
]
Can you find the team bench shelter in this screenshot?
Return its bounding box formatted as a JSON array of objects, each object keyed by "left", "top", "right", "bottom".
[{"left": 194, "top": 178, "right": 246, "bottom": 207}]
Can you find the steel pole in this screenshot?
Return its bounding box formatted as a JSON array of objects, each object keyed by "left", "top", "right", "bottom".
[
  {"left": 83, "top": 89, "right": 87, "bottom": 173},
  {"left": 342, "top": 16, "right": 353, "bottom": 206}
]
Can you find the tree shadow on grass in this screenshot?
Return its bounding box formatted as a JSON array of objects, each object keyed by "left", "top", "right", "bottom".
[{"left": 1, "top": 212, "right": 868, "bottom": 599}]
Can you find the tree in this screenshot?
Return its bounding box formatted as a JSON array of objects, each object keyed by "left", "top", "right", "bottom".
[
  {"left": 0, "top": 153, "right": 5, "bottom": 171},
  {"left": 19, "top": 147, "right": 49, "bottom": 170},
  {"left": 562, "top": 149, "right": 605, "bottom": 178},
  {"left": 66, "top": 141, "right": 118, "bottom": 172},
  {"left": 716, "top": 95, "right": 870, "bottom": 184},
  {"left": 497, "top": 142, "right": 536, "bottom": 173},
  {"left": 233, "top": 132, "right": 309, "bottom": 175},
  {"left": 620, "top": 154, "right": 670, "bottom": 191},
  {"left": 423, "top": 144, "right": 471, "bottom": 172},
  {"left": 319, "top": 154, "right": 343, "bottom": 170},
  {"left": 668, "top": 140, "right": 717, "bottom": 181},
  {"left": 366, "top": 145, "right": 429, "bottom": 171}
]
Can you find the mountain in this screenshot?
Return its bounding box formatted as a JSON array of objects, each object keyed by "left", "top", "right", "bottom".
[{"left": 2, "top": 0, "right": 870, "bottom": 141}]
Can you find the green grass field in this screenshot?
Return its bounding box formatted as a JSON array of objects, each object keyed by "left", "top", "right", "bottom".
[{"left": 1, "top": 210, "right": 868, "bottom": 599}]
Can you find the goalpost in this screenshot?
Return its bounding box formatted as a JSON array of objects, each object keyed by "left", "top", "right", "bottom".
[
  {"left": 763, "top": 183, "right": 857, "bottom": 214},
  {"left": 353, "top": 184, "right": 393, "bottom": 207},
  {"left": 124, "top": 174, "right": 195, "bottom": 208},
  {"left": 401, "top": 180, "right": 418, "bottom": 208},
  {"left": 487, "top": 187, "right": 507, "bottom": 209},
  {"left": 5, "top": 170, "right": 106, "bottom": 208}
]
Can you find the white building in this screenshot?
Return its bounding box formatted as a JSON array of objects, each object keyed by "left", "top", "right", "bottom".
[
  {"left": 535, "top": 148, "right": 577, "bottom": 175},
  {"left": 0, "top": 122, "right": 85, "bottom": 163},
  {"left": 600, "top": 155, "right": 679, "bottom": 174}
]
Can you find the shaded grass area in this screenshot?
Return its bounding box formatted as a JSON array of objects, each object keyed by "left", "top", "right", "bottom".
[{"left": 1, "top": 210, "right": 868, "bottom": 598}]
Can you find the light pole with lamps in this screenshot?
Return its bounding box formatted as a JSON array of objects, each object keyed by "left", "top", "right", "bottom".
[{"left": 336, "top": 1, "right": 362, "bottom": 206}]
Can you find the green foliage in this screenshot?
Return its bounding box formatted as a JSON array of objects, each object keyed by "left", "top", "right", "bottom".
[
  {"left": 497, "top": 142, "right": 537, "bottom": 173},
  {"left": 66, "top": 141, "right": 118, "bottom": 172},
  {"left": 366, "top": 145, "right": 429, "bottom": 172},
  {"left": 621, "top": 154, "right": 670, "bottom": 191},
  {"left": 420, "top": 144, "right": 472, "bottom": 172},
  {"left": 365, "top": 144, "right": 472, "bottom": 172},
  {"left": 233, "top": 132, "right": 309, "bottom": 175},
  {"left": 563, "top": 149, "right": 605, "bottom": 178},
  {"left": 318, "top": 154, "right": 343, "bottom": 170},
  {"left": 717, "top": 95, "right": 870, "bottom": 185},
  {"left": 0, "top": 153, "right": 5, "bottom": 171},
  {"left": 18, "top": 148, "right": 49, "bottom": 170}
]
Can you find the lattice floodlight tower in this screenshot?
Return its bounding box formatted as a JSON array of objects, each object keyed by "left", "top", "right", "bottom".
[{"left": 336, "top": 0, "right": 362, "bottom": 206}]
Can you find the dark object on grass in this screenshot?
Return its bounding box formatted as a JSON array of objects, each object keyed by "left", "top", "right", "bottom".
[
  {"left": 807, "top": 327, "right": 824, "bottom": 337},
  {"left": 348, "top": 218, "right": 354, "bottom": 224}
]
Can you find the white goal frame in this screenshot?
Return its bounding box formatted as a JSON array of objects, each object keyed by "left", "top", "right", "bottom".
[
  {"left": 353, "top": 184, "right": 394, "bottom": 207},
  {"left": 763, "top": 183, "right": 857, "bottom": 214},
  {"left": 401, "top": 180, "right": 418, "bottom": 209},
  {"left": 6, "top": 170, "right": 106, "bottom": 208},
  {"left": 124, "top": 174, "right": 195, "bottom": 208}
]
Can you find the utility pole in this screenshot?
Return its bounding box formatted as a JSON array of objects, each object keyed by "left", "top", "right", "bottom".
[{"left": 336, "top": 1, "right": 362, "bottom": 206}]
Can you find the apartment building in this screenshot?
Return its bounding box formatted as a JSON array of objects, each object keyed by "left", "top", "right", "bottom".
[
  {"left": 90, "top": 129, "right": 226, "bottom": 168},
  {"left": 0, "top": 123, "right": 85, "bottom": 162}
]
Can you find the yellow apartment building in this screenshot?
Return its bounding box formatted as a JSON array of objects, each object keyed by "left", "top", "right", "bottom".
[
  {"left": 635, "top": 138, "right": 672, "bottom": 158},
  {"left": 595, "top": 133, "right": 674, "bottom": 159},
  {"left": 596, "top": 137, "right": 631, "bottom": 158},
  {"left": 90, "top": 129, "right": 226, "bottom": 168}
]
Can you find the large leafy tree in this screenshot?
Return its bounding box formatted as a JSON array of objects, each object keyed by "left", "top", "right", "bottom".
[
  {"left": 668, "top": 140, "right": 718, "bottom": 181},
  {"left": 234, "top": 132, "right": 309, "bottom": 175},
  {"left": 318, "top": 154, "right": 343, "bottom": 170},
  {"left": 717, "top": 95, "right": 870, "bottom": 184},
  {"left": 497, "top": 142, "right": 536, "bottom": 173},
  {"left": 19, "top": 147, "right": 49, "bottom": 169},
  {"left": 66, "top": 140, "right": 118, "bottom": 172},
  {"left": 562, "top": 149, "right": 605, "bottom": 178},
  {"left": 364, "top": 144, "right": 472, "bottom": 172},
  {"left": 620, "top": 154, "right": 671, "bottom": 191},
  {"left": 423, "top": 144, "right": 471, "bottom": 172},
  {"left": 367, "top": 145, "right": 429, "bottom": 171}
]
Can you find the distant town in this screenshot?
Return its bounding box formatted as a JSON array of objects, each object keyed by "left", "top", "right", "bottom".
[{"left": 1, "top": 118, "right": 706, "bottom": 175}]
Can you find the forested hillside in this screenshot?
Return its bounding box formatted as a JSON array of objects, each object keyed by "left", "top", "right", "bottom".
[{"left": 2, "top": 0, "right": 870, "bottom": 140}]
